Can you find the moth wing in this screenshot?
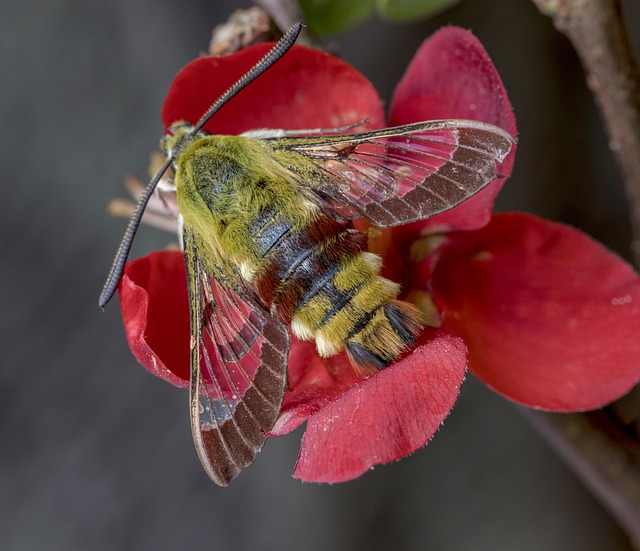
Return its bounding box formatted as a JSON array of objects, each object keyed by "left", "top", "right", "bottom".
[
  {"left": 275, "top": 119, "right": 515, "bottom": 227},
  {"left": 183, "top": 227, "right": 289, "bottom": 486}
]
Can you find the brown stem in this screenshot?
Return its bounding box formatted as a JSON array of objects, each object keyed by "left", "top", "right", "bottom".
[
  {"left": 523, "top": 409, "right": 640, "bottom": 547},
  {"left": 532, "top": 0, "right": 640, "bottom": 263},
  {"left": 253, "top": 0, "right": 313, "bottom": 45},
  {"left": 529, "top": 1, "right": 640, "bottom": 544}
]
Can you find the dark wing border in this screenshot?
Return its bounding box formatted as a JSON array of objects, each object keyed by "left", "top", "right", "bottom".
[{"left": 184, "top": 226, "right": 289, "bottom": 486}]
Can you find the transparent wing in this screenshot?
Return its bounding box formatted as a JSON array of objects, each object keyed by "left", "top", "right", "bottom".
[
  {"left": 184, "top": 226, "right": 289, "bottom": 486},
  {"left": 275, "top": 119, "right": 515, "bottom": 227}
]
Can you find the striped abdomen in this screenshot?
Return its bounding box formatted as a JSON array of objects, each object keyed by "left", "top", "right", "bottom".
[{"left": 251, "top": 208, "right": 422, "bottom": 370}]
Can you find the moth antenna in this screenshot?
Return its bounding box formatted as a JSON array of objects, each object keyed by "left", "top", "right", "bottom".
[
  {"left": 98, "top": 22, "right": 303, "bottom": 308},
  {"left": 99, "top": 156, "right": 174, "bottom": 308},
  {"left": 191, "top": 21, "right": 303, "bottom": 135}
]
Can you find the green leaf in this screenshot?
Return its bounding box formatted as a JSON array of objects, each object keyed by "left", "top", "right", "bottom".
[
  {"left": 376, "top": 0, "right": 461, "bottom": 23},
  {"left": 299, "top": 0, "right": 376, "bottom": 35}
]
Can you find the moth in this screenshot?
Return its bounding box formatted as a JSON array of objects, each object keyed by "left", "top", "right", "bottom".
[{"left": 100, "top": 23, "right": 515, "bottom": 485}]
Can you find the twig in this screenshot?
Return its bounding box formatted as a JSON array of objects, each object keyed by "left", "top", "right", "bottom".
[
  {"left": 532, "top": 0, "right": 640, "bottom": 263},
  {"left": 522, "top": 409, "right": 640, "bottom": 547},
  {"left": 529, "top": 1, "right": 640, "bottom": 544},
  {"left": 253, "top": 0, "right": 313, "bottom": 45}
]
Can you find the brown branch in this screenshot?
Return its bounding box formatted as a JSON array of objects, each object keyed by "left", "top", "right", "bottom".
[
  {"left": 528, "top": 1, "right": 640, "bottom": 544},
  {"left": 523, "top": 409, "right": 640, "bottom": 547},
  {"left": 532, "top": 0, "right": 640, "bottom": 264},
  {"left": 253, "top": 0, "right": 313, "bottom": 45}
]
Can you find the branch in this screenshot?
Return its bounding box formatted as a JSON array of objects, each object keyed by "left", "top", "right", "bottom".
[
  {"left": 532, "top": 0, "right": 640, "bottom": 264},
  {"left": 529, "top": 1, "right": 640, "bottom": 544},
  {"left": 253, "top": 0, "right": 313, "bottom": 45},
  {"left": 523, "top": 409, "right": 640, "bottom": 547}
]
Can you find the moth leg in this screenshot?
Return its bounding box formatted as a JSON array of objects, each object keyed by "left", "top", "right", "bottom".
[{"left": 156, "top": 180, "right": 176, "bottom": 193}]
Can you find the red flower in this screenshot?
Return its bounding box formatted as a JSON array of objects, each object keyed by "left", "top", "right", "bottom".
[{"left": 118, "top": 28, "right": 640, "bottom": 483}]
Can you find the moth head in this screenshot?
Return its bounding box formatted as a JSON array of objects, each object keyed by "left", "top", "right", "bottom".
[{"left": 161, "top": 121, "right": 209, "bottom": 162}]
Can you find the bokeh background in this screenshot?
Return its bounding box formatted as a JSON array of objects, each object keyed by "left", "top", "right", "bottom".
[{"left": 2, "top": 0, "right": 639, "bottom": 549}]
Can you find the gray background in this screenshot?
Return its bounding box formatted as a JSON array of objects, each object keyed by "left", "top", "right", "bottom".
[{"left": 2, "top": 0, "right": 639, "bottom": 549}]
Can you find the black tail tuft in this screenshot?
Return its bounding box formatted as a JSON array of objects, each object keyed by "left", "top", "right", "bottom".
[
  {"left": 345, "top": 341, "right": 387, "bottom": 371},
  {"left": 345, "top": 300, "right": 423, "bottom": 372},
  {"left": 384, "top": 300, "right": 423, "bottom": 345}
]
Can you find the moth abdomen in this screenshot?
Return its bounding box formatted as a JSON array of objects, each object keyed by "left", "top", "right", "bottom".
[
  {"left": 253, "top": 210, "right": 367, "bottom": 322},
  {"left": 308, "top": 255, "right": 422, "bottom": 370},
  {"left": 344, "top": 300, "right": 423, "bottom": 370},
  {"left": 251, "top": 209, "right": 422, "bottom": 370}
]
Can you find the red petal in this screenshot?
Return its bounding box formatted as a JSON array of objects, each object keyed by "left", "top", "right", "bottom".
[
  {"left": 119, "top": 251, "right": 190, "bottom": 387},
  {"left": 432, "top": 213, "right": 640, "bottom": 411},
  {"left": 162, "top": 44, "right": 385, "bottom": 135},
  {"left": 389, "top": 27, "right": 516, "bottom": 234},
  {"left": 291, "top": 331, "right": 467, "bottom": 483},
  {"left": 271, "top": 340, "right": 365, "bottom": 436}
]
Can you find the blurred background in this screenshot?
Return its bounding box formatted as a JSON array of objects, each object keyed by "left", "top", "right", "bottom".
[{"left": 2, "top": 0, "right": 639, "bottom": 549}]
